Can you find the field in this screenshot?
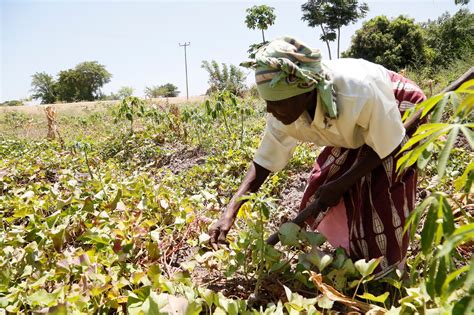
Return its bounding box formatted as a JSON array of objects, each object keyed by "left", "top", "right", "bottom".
[{"left": 0, "top": 89, "right": 472, "bottom": 314}]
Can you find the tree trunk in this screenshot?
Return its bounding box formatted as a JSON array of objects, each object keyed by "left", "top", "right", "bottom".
[
  {"left": 337, "top": 27, "right": 340, "bottom": 58},
  {"left": 320, "top": 25, "right": 332, "bottom": 60},
  {"left": 261, "top": 29, "right": 265, "bottom": 43}
]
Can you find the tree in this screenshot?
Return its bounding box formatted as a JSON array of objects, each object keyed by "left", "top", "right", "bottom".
[
  {"left": 144, "top": 84, "right": 180, "bottom": 98},
  {"left": 30, "top": 72, "right": 57, "bottom": 104},
  {"left": 201, "top": 60, "right": 247, "bottom": 96},
  {"left": 343, "top": 15, "right": 428, "bottom": 71},
  {"left": 422, "top": 9, "right": 474, "bottom": 69},
  {"left": 455, "top": 0, "right": 470, "bottom": 5},
  {"left": 301, "top": 0, "right": 368, "bottom": 59},
  {"left": 245, "top": 5, "right": 276, "bottom": 43},
  {"left": 0, "top": 100, "right": 23, "bottom": 106},
  {"left": 117, "top": 86, "right": 134, "bottom": 99},
  {"left": 55, "top": 61, "right": 111, "bottom": 102}
]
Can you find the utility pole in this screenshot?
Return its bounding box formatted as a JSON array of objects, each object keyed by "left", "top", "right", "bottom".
[{"left": 179, "top": 42, "right": 190, "bottom": 100}]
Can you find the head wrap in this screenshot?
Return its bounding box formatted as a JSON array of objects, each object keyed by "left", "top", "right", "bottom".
[{"left": 241, "top": 36, "right": 337, "bottom": 118}]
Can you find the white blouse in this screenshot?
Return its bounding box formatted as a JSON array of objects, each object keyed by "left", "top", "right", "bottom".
[{"left": 254, "top": 58, "right": 405, "bottom": 172}]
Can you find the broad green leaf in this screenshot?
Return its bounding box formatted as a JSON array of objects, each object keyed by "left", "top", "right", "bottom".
[
  {"left": 455, "top": 79, "right": 474, "bottom": 93},
  {"left": 441, "top": 265, "right": 469, "bottom": 300},
  {"left": 416, "top": 142, "right": 434, "bottom": 170},
  {"left": 429, "top": 94, "right": 449, "bottom": 123},
  {"left": 81, "top": 197, "right": 94, "bottom": 212},
  {"left": 357, "top": 291, "right": 389, "bottom": 303},
  {"left": 419, "top": 94, "right": 444, "bottom": 118},
  {"left": 141, "top": 291, "right": 164, "bottom": 315},
  {"left": 108, "top": 188, "right": 122, "bottom": 210},
  {"left": 399, "top": 123, "right": 448, "bottom": 153},
  {"left": 421, "top": 203, "right": 438, "bottom": 254},
  {"left": 460, "top": 126, "right": 474, "bottom": 150},
  {"left": 452, "top": 296, "right": 473, "bottom": 315},
  {"left": 316, "top": 295, "right": 334, "bottom": 309},
  {"left": 304, "top": 252, "right": 333, "bottom": 272},
  {"left": 27, "top": 289, "right": 56, "bottom": 307},
  {"left": 404, "top": 195, "right": 436, "bottom": 238},
  {"left": 458, "top": 94, "right": 474, "bottom": 118},
  {"left": 441, "top": 197, "right": 455, "bottom": 237},
  {"left": 354, "top": 257, "right": 382, "bottom": 277},
  {"left": 437, "top": 125, "right": 459, "bottom": 178},
  {"left": 278, "top": 222, "right": 301, "bottom": 247},
  {"left": 301, "top": 230, "right": 326, "bottom": 247},
  {"left": 437, "top": 223, "right": 474, "bottom": 257},
  {"left": 454, "top": 161, "right": 474, "bottom": 192},
  {"left": 434, "top": 257, "right": 447, "bottom": 296}
]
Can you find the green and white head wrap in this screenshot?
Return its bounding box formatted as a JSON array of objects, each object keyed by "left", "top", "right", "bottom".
[{"left": 241, "top": 36, "right": 337, "bottom": 118}]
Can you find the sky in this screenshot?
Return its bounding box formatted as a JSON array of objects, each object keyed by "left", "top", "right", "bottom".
[{"left": 1, "top": 0, "right": 471, "bottom": 103}]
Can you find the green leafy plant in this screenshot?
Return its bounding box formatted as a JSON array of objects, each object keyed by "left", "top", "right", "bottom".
[
  {"left": 396, "top": 79, "right": 473, "bottom": 313},
  {"left": 115, "top": 96, "right": 146, "bottom": 134}
]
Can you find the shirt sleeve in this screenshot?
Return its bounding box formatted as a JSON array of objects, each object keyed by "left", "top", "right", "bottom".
[
  {"left": 356, "top": 78, "right": 406, "bottom": 159},
  {"left": 253, "top": 116, "right": 298, "bottom": 172}
]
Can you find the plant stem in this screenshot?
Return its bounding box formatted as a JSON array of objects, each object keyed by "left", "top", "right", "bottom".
[{"left": 84, "top": 149, "right": 94, "bottom": 180}]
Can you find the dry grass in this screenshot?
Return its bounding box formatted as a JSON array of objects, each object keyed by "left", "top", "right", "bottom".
[
  {"left": 0, "top": 96, "right": 206, "bottom": 141},
  {"left": 0, "top": 96, "right": 206, "bottom": 117}
]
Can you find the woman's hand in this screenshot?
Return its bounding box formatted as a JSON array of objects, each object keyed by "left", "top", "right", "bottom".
[
  {"left": 208, "top": 216, "right": 234, "bottom": 250},
  {"left": 314, "top": 181, "right": 345, "bottom": 208}
]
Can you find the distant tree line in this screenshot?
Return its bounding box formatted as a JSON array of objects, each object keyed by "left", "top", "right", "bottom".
[
  {"left": 30, "top": 61, "right": 111, "bottom": 104},
  {"left": 343, "top": 9, "right": 473, "bottom": 72},
  {"left": 29, "top": 61, "right": 180, "bottom": 104},
  {"left": 241, "top": 1, "right": 472, "bottom": 73}
]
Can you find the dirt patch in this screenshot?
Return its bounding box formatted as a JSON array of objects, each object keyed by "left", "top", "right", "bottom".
[
  {"left": 271, "top": 168, "right": 313, "bottom": 229},
  {"left": 155, "top": 145, "right": 207, "bottom": 175}
]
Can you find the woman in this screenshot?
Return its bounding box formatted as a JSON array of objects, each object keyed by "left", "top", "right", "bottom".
[{"left": 209, "top": 36, "right": 426, "bottom": 276}]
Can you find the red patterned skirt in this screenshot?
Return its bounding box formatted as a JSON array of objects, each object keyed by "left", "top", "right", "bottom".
[{"left": 300, "top": 71, "right": 426, "bottom": 275}]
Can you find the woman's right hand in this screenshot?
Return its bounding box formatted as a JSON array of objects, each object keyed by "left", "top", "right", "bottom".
[{"left": 208, "top": 215, "right": 234, "bottom": 250}]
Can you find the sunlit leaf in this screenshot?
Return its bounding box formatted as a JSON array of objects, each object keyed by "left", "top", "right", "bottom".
[
  {"left": 437, "top": 125, "right": 459, "bottom": 178},
  {"left": 354, "top": 258, "right": 382, "bottom": 278},
  {"left": 278, "top": 222, "right": 301, "bottom": 247},
  {"left": 357, "top": 291, "right": 389, "bottom": 303}
]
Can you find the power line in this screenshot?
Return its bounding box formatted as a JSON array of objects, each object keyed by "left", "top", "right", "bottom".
[{"left": 179, "top": 42, "right": 190, "bottom": 100}]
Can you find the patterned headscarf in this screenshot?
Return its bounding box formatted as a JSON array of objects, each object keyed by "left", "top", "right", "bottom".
[{"left": 242, "top": 36, "right": 337, "bottom": 118}]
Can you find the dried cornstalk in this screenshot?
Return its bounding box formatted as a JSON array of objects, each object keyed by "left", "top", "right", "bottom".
[{"left": 44, "top": 105, "right": 63, "bottom": 144}]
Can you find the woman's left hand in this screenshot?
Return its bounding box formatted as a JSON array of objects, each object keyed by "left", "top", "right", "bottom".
[{"left": 314, "top": 182, "right": 345, "bottom": 208}]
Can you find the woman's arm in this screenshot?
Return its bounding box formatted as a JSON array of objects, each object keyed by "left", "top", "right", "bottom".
[
  {"left": 209, "top": 162, "right": 271, "bottom": 248},
  {"left": 316, "top": 114, "right": 423, "bottom": 207}
]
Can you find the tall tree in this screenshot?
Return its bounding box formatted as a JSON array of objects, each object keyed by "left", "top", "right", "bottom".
[
  {"left": 56, "top": 61, "right": 111, "bottom": 102},
  {"left": 144, "top": 84, "right": 180, "bottom": 98},
  {"left": 301, "top": 0, "right": 368, "bottom": 59},
  {"left": 422, "top": 9, "right": 473, "bottom": 69},
  {"left": 117, "top": 86, "right": 134, "bottom": 99},
  {"left": 201, "top": 60, "right": 246, "bottom": 96},
  {"left": 30, "top": 72, "right": 57, "bottom": 104},
  {"left": 343, "top": 15, "right": 428, "bottom": 71},
  {"left": 245, "top": 5, "right": 276, "bottom": 43}
]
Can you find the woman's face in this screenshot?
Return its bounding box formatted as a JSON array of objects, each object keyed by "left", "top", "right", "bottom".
[{"left": 265, "top": 90, "right": 316, "bottom": 125}]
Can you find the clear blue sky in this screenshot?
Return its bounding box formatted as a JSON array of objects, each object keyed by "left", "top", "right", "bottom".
[{"left": 1, "top": 0, "right": 470, "bottom": 102}]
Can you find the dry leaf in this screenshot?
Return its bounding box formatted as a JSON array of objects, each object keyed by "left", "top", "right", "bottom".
[{"left": 309, "top": 272, "right": 387, "bottom": 314}]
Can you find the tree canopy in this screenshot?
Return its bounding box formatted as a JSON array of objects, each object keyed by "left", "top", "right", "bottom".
[
  {"left": 201, "top": 60, "right": 247, "bottom": 96},
  {"left": 56, "top": 61, "right": 111, "bottom": 102},
  {"left": 30, "top": 61, "right": 111, "bottom": 103},
  {"left": 144, "top": 84, "right": 180, "bottom": 98},
  {"left": 422, "top": 9, "right": 474, "bottom": 69},
  {"left": 301, "top": 0, "right": 368, "bottom": 59},
  {"left": 245, "top": 5, "right": 276, "bottom": 43},
  {"left": 30, "top": 72, "right": 57, "bottom": 104},
  {"left": 343, "top": 15, "right": 428, "bottom": 71}
]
